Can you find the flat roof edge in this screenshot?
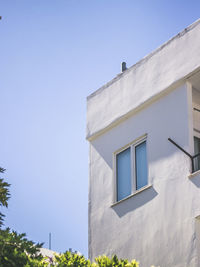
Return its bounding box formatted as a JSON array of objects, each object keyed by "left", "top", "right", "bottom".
[
  {"left": 86, "top": 64, "right": 200, "bottom": 141},
  {"left": 86, "top": 80, "right": 182, "bottom": 141},
  {"left": 87, "top": 18, "right": 200, "bottom": 101}
]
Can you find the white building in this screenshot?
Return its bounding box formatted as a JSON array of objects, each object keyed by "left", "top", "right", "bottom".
[{"left": 86, "top": 19, "right": 200, "bottom": 267}]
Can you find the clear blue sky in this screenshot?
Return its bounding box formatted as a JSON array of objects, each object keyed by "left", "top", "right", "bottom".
[{"left": 0, "top": 0, "right": 200, "bottom": 257}]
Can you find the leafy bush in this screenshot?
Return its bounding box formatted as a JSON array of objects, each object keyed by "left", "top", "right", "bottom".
[
  {"left": 0, "top": 228, "right": 45, "bottom": 267},
  {"left": 53, "top": 250, "right": 90, "bottom": 266},
  {"left": 0, "top": 168, "right": 45, "bottom": 267},
  {"left": 52, "top": 252, "right": 139, "bottom": 267},
  {"left": 93, "top": 254, "right": 139, "bottom": 267},
  {"left": 0, "top": 168, "right": 150, "bottom": 267},
  {"left": 0, "top": 168, "right": 10, "bottom": 227}
]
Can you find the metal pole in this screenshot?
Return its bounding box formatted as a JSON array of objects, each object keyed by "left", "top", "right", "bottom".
[
  {"left": 191, "top": 158, "right": 194, "bottom": 173},
  {"left": 168, "top": 138, "right": 193, "bottom": 159},
  {"left": 49, "top": 233, "right": 51, "bottom": 250},
  {"left": 194, "top": 107, "right": 200, "bottom": 113},
  {"left": 168, "top": 138, "right": 194, "bottom": 172},
  {"left": 168, "top": 137, "right": 200, "bottom": 173}
]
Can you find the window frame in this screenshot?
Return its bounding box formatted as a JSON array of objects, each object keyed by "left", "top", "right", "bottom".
[
  {"left": 193, "top": 103, "right": 200, "bottom": 139},
  {"left": 193, "top": 103, "right": 200, "bottom": 172},
  {"left": 113, "top": 134, "right": 148, "bottom": 203},
  {"left": 194, "top": 136, "right": 200, "bottom": 172}
]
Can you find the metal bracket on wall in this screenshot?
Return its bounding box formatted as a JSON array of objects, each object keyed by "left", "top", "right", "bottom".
[{"left": 168, "top": 138, "right": 200, "bottom": 173}]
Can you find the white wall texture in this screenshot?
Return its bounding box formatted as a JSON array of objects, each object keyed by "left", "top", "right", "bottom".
[
  {"left": 88, "top": 83, "right": 200, "bottom": 267},
  {"left": 87, "top": 19, "right": 200, "bottom": 140}
]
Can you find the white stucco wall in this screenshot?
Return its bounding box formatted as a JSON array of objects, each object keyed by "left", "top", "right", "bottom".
[
  {"left": 87, "top": 19, "right": 200, "bottom": 140},
  {"left": 88, "top": 83, "right": 200, "bottom": 267}
]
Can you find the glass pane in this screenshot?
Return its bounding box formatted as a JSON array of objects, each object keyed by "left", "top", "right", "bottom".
[
  {"left": 117, "top": 147, "right": 131, "bottom": 201},
  {"left": 135, "top": 141, "right": 148, "bottom": 190},
  {"left": 194, "top": 136, "right": 200, "bottom": 172}
]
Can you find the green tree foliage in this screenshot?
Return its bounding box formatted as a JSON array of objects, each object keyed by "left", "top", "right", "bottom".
[
  {"left": 52, "top": 252, "right": 139, "bottom": 267},
  {"left": 0, "top": 167, "right": 10, "bottom": 227},
  {"left": 0, "top": 227, "right": 46, "bottom": 267},
  {"left": 54, "top": 251, "right": 90, "bottom": 266},
  {"left": 93, "top": 255, "right": 139, "bottom": 267},
  {"left": 0, "top": 167, "right": 46, "bottom": 266},
  {"left": 0, "top": 168, "right": 150, "bottom": 266}
]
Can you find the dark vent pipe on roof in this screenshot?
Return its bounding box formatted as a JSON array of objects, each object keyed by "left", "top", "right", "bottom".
[{"left": 121, "top": 62, "right": 127, "bottom": 72}]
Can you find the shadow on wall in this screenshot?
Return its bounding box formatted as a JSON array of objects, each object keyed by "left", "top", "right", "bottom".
[
  {"left": 190, "top": 174, "right": 200, "bottom": 188},
  {"left": 91, "top": 124, "right": 189, "bottom": 171},
  {"left": 112, "top": 186, "right": 158, "bottom": 217}
]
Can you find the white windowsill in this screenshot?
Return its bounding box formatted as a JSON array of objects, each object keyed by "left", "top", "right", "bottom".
[
  {"left": 111, "top": 184, "right": 152, "bottom": 207},
  {"left": 188, "top": 170, "right": 200, "bottom": 179}
]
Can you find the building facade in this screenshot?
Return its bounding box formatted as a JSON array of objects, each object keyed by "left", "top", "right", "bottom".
[{"left": 87, "top": 19, "right": 200, "bottom": 267}]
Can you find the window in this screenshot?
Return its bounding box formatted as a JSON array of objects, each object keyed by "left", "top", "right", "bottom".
[
  {"left": 115, "top": 137, "right": 148, "bottom": 202},
  {"left": 194, "top": 136, "right": 200, "bottom": 172},
  {"left": 193, "top": 104, "right": 200, "bottom": 172}
]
